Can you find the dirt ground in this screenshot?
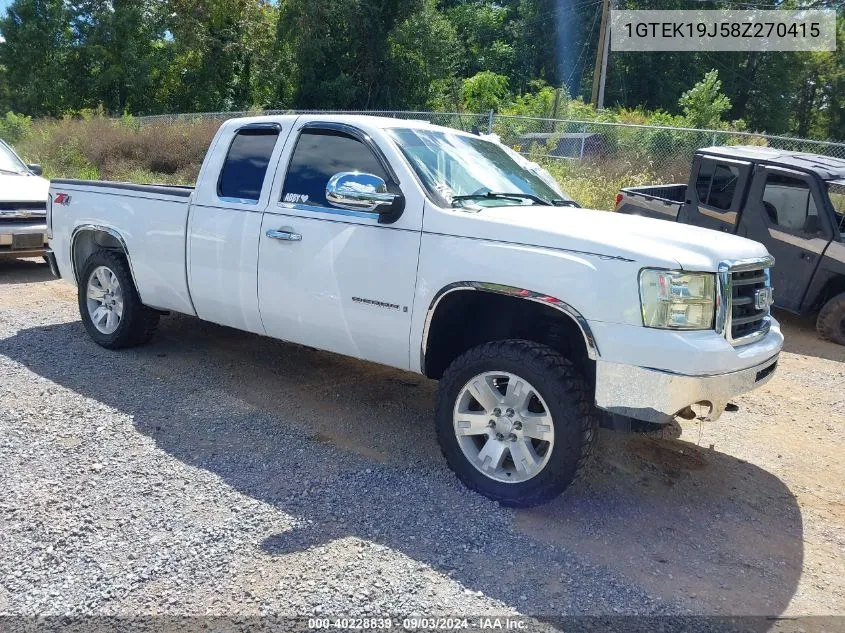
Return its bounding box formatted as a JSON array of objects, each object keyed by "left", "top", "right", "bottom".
[{"left": 1, "top": 257, "right": 843, "bottom": 621}]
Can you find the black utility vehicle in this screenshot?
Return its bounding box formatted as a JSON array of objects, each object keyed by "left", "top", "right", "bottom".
[{"left": 616, "top": 146, "right": 845, "bottom": 345}]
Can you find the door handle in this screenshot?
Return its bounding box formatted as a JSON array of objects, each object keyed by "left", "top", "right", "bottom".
[{"left": 266, "top": 229, "right": 302, "bottom": 242}]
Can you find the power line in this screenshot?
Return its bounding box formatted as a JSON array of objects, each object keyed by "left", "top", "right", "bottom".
[
  {"left": 567, "top": 3, "right": 603, "bottom": 87},
  {"left": 515, "top": 0, "right": 605, "bottom": 31}
]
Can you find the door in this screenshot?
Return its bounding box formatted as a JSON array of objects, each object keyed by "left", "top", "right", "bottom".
[
  {"left": 740, "top": 167, "right": 833, "bottom": 311},
  {"left": 188, "top": 123, "right": 286, "bottom": 334},
  {"left": 680, "top": 156, "right": 752, "bottom": 233},
  {"left": 257, "top": 123, "right": 422, "bottom": 369}
]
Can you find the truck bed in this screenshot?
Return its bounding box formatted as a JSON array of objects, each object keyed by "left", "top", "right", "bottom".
[
  {"left": 615, "top": 183, "right": 686, "bottom": 221},
  {"left": 49, "top": 178, "right": 196, "bottom": 316},
  {"left": 51, "top": 179, "right": 194, "bottom": 198}
]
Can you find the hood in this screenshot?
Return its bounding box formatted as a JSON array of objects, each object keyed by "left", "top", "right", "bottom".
[
  {"left": 447, "top": 205, "right": 770, "bottom": 271},
  {"left": 0, "top": 172, "right": 50, "bottom": 203}
]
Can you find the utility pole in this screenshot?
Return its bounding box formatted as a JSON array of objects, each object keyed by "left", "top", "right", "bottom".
[{"left": 591, "top": 0, "right": 612, "bottom": 109}]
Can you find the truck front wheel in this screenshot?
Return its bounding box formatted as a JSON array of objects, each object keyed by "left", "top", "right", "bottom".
[
  {"left": 435, "top": 340, "right": 597, "bottom": 507},
  {"left": 817, "top": 292, "right": 845, "bottom": 346},
  {"left": 78, "top": 249, "right": 159, "bottom": 349}
]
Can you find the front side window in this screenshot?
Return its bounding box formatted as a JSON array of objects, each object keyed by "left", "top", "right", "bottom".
[
  {"left": 0, "top": 140, "right": 28, "bottom": 175},
  {"left": 388, "top": 128, "right": 574, "bottom": 208},
  {"left": 762, "top": 172, "right": 822, "bottom": 235},
  {"left": 281, "top": 129, "right": 388, "bottom": 208},
  {"left": 695, "top": 160, "right": 739, "bottom": 210},
  {"left": 218, "top": 127, "right": 280, "bottom": 202},
  {"left": 827, "top": 181, "right": 845, "bottom": 238}
]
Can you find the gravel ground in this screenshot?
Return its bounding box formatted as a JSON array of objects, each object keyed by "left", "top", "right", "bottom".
[{"left": 0, "top": 258, "right": 843, "bottom": 628}]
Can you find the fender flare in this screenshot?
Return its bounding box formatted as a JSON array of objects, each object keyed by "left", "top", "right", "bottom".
[
  {"left": 420, "top": 281, "right": 599, "bottom": 372},
  {"left": 70, "top": 224, "right": 139, "bottom": 290}
]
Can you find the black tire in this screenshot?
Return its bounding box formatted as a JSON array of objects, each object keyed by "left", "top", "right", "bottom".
[
  {"left": 78, "top": 249, "right": 159, "bottom": 349},
  {"left": 435, "top": 340, "right": 597, "bottom": 507},
  {"left": 816, "top": 292, "right": 845, "bottom": 346}
]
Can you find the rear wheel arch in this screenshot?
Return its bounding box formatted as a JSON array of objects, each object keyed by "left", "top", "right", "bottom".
[
  {"left": 420, "top": 282, "right": 599, "bottom": 381},
  {"left": 71, "top": 225, "right": 138, "bottom": 289}
]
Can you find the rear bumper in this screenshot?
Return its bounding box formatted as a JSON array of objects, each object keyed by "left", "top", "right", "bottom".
[
  {"left": 0, "top": 221, "right": 48, "bottom": 258},
  {"left": 594, "top": 353, "right": 779, "bottom": 424},
  {"left": 44, "top": 249, "right": 60, "bottom": 277}
]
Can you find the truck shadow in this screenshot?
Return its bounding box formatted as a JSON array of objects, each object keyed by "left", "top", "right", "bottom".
[
  {"left": 0, "top": 257, "right": 52, "bottom": 285},
  {"left": 0, "top": 315, "right": 804, "bottom": 623}
]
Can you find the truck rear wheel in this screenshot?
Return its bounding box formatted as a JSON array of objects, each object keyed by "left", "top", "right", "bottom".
[
  {"left": 817, "top": 292, "right": 845, "bottom": 346},
  {"left": 78, "top": 249, "right": 159, "bottom": 349},
  {"left": 435, "top": 340, "right": 597, "bottom": 507}
]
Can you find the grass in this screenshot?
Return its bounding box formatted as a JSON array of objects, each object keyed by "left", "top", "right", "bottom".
[
  {"left": 13, "top": 116, "right": 218, "bottom": 185},
  {"left": 9, "top": 115, "right": 692, "bottom": 209},
  {"left": 540, "top": 155, "right": 691, "bottom": 210}
]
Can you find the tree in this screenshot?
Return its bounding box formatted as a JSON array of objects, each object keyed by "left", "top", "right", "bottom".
[
  {"left": 156, "top": 0, "right": 279, "bottom": 113},
  {"left": 678, "top": 70, "right": 731, "bottom": 130},
  {"left": 71, "top": 0, "right": 169, "bottom": 113},
  {"left": 0, "top": 0, "right": 76, "bottom": 115},
  {"left": 460, "top": 71, "right": 510, "bottom": 112}
]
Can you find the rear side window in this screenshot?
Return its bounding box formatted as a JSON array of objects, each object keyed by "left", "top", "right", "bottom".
[
  {"left": 218, "top": 127, "right": 280, "bottom": 202},
  {"left": 762, "top": 173, "right": 822, "bottom": 234},
  {"left": 282, "top": 129, "right": 388, "bottom": 208},
  {"left": 695, "top": 160, "right": 739, "bottom": 210}
]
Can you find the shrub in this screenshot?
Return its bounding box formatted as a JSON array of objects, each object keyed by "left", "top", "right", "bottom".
[
  {"left": 461, "top": 71, "right": 511, "bottom": 113},
  {"left": 0, "top": 112, "right": 33, "bottom": 144},
  {"left": 15, "top": 115, "right": 218, "bottom": 183},
  {"left": 542, "top": 156, "right": 686, "bottom": 211}
]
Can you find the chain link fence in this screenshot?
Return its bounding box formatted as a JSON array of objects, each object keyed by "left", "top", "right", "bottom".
[
  {"left": 134, "top": 109, "right": 845, "bottom": 208},
  {"left": 136, "top": 108, "right": 845, "bottom": 162}
]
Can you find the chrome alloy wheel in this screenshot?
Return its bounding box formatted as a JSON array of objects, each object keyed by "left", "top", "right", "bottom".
[
  {"left": 86, "top": 265, "right": 124, "bottom": 335},
  {"left": 453, "top": 371, "right": 555, "bottom": 483}
]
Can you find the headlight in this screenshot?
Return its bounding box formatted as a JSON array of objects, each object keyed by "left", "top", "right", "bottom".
[{"left": 639, "top": 269, "right": 715, "bottom": 330}]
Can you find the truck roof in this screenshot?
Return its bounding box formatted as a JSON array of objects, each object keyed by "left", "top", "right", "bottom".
[
  {"left": 698, "top": 145, "right": 845, "bottom": 180},
  {"left": 222, "top": 113, "right": 476, "bottom": 138}
]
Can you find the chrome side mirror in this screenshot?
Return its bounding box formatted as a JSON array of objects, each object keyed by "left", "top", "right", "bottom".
[{"left": 326, "top": 172, "right": 398, "bottom": 212}]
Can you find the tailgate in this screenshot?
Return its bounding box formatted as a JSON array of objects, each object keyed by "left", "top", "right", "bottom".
[{"left": 615, "top": 185, "right": 685, "bottom": 221}]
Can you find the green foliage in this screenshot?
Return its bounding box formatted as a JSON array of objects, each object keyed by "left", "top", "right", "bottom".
[
  {"left": 461, "top": 71, "right": 511, "bottom": 113},
  {"left": 13, "top": 115, "right": 217, "bottom": 182},
  {"left": 0, "top": 111, "right": 32, "bottom": 143},
  {"left": 542, "top": 157, "right": 679, "bottom": 212},
  {"left": 503, "top": 82, "right": 559, "bottom": 118},
  {"left": 678, "top": 70, "right": 732, "bottom": 130},
  {"left": 0, "top": 0, "right": 841, "bottom": 140}
]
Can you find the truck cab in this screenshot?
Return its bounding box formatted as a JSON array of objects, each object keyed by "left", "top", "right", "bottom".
[{"left": 617, "top": 146, "right": 845, "bottom": 344}]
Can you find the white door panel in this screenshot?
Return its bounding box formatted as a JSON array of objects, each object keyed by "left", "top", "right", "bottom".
[
  {"left": 188, "top": 205, "right": 265, "bottom": 334},
  {"left": 258, "top": 211, "right": 420, "bottom": 369}
]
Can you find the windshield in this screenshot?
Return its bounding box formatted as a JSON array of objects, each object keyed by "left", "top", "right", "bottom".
[
  {"left": 0, "top": 140, "right": 28, "bottom": 174},
  {"left": 829, "top": 181, "right": 845, "bottom": 238},
  {"left": 389, "top": 128, "right": 573, "bottom": 208}
]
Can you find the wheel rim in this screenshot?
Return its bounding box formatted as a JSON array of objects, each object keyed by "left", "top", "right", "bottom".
[
  {"left": 86, "top": 266, "right": 124, "bottom": 335},
  {"left": 453, "top": 371, "right": 555, "bottom": 484}
]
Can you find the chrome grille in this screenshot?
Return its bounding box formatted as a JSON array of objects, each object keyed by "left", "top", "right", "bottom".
[
  {"left": 0, "top": 201, "right": 46, "bottom": 211},
  {"left": 717, "top": 257, "right": 774, "bottom": 346}
]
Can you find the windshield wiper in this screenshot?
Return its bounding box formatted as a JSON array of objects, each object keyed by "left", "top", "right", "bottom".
[
  {"left": 551, "top": 198, "right": 580, "bottom": 208},
  {"left": 451, "top": 192, "right": 552, "bottom": 206}
]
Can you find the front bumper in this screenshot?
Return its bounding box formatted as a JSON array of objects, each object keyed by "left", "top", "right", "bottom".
[
  {"left": 594, "top": 353, "right": 779, "bottom": 424},
  {"left": 0, "top": 221, "right": 48, "bottom": 258}
]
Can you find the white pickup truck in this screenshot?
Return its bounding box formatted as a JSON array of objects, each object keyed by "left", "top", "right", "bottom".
[
  {"left": 1, "top": 138, "right": 49, "bottom": 260},
  {"left": 46, "top": 115, "right": 783, "bottom": 506}
]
